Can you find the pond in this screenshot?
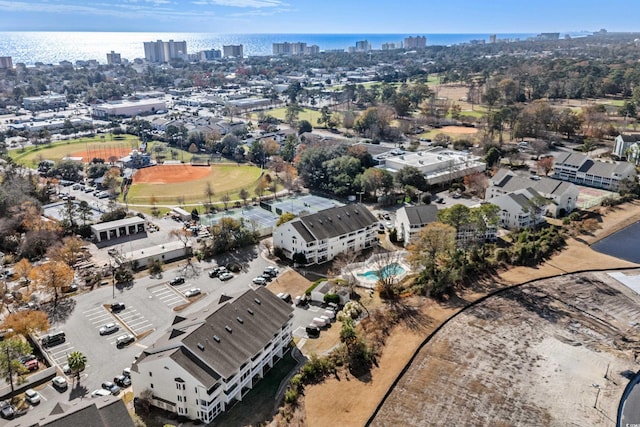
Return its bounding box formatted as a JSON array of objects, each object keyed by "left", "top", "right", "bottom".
[{"left": 591, "top": 221, "right": 640, "bottom": 264}]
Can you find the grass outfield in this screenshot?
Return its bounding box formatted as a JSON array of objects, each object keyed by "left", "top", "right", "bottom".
[
  {"left": 251, "top": 107, "right": 323, "bottom": 127},
  {"left": 9, "top": 136, "right": 194, "bottom": 167},
  {"left": 125, "top": 164, "right": 264, "bottom": 205}
]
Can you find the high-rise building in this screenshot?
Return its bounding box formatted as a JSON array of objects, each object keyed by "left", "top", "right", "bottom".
[
  {"left": 404, "top": 36, "right": 427, "bottom": 49},
  {"left": 489, "top": 34, "right": 497, "bottom": 44},
  {"left": 223, "top": 44, "right": 244, "bottom": 58},
  {"left": 272, "top": 42, "right": 308, "bottom": 56},
  {"left": 0, "top": 56, "right": 13, "bottom": 69},
  {"left": 143, "top": 40, "right": 187, "bottom": 63},
  {"left": 355, "top": 40, "right": 371, "bottom": 52},
  {"left": 199, "top": 49, "right": 222, "bottom": 61},
  {"left": 305, "top": 45, "right": 320, "bottom": 55},
  {"left": 106, "top": 51, "right": 122, "bottom": 65}
]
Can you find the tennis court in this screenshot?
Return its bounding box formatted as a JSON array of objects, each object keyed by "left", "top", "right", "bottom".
[
  {"left": 199, "top": 206, "right": 278, "bottom": 236},
  {"left": 576, "top": 185, "right": 617, "bottom": 209},
  {"left": 268, "top": 194, "right": 343, "bottom": 216}
]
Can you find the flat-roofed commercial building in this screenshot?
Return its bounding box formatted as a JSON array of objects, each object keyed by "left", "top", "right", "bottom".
[{"left": 92, "top": 99, "right": 166, "bottom": 118}]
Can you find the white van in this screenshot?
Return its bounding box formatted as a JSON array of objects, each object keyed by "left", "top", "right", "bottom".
[
  {"left": 312, "top": 317, "right": 327, "bottom": 328},
  {"left": 323, "top": 310, "right": 336, "bottom": 320}
]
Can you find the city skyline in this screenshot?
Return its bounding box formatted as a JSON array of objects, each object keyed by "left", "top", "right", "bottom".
[{"left": 0, "top": 0, "right": 639, "bottom": 34}]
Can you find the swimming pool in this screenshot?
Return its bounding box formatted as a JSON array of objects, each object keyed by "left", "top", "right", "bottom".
[{"left": 357, "top": 262, "right": 406, "bottom": 281}]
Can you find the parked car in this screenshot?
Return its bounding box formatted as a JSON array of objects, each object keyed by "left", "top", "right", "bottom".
[
  {"left": 24, "top": 389, "right": 40, "bottom": 405},
  {"left": 23, "top": 359, "right": 38, "bottom": 371},
  {"left": 110, "top": 302, "right": 125, "bottom": 312},
  {"left": 91, "top": 389, "right": 110, "bottom": 398},
  {"left": 263, "top": 266, "right": 279, "bottom": 277},
  {"left": 305, "top": 325, "right": 320, "bottom": 338},
  {"left": 0, "top": 401, "right": 15, "bottom": 419},
  {"left": 184, "top": 288, "right": 201, "bottom": 297},
  {"left": 208, "top": 266, "right": 227, "bottom": 278},
  {"left": 252, "top": 276, "right": 267, "bottom": 285},
  {"left": 169, "top": 276, "right": 185, "bottom": 286},
  {"left": 122, "top": 367, "right": 131, "bottom": 378},
  {"left": 219, "top": 272, "right": 233, "bottom": 281},
  {"left": 101, "top": 381, "right": 121, "bottom": 395},
  {"left": 114, "top": 374, "right": 131, "bottom": 388},
  {"left": 52, "top": 376, "right": 68, "bottom": 391},
  {"left": 116, "top": 334, "right": 135, "bottom": 348},
  {"left": 99, "top": 322, "right": 119, "bottom": 335}
]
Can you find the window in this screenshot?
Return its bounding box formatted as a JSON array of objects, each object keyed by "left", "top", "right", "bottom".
[
  {"left": 150, "top": 383, "right": 154, "bottom": 388},
  {"left": 149, "top": 372, "right": 153, "bottom": 377}
]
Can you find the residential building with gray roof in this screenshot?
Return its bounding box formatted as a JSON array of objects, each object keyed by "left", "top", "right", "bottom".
[
  {"left": 272, "top": 204, "right": 378, "bottom": 264},
  {"left": 131, "top": 287, "right": 293, "bottom": 424}
]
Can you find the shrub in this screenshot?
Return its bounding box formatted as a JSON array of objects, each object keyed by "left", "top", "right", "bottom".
[
  {"left": 305, "top": 278, "right": 326, "bottom": 296},
  {"left": 323, "top": 293, "right": 340, "bottom": 304}
]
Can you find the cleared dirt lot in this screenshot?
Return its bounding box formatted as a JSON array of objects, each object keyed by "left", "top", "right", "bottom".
[{"left": 372, "top": 272, "right": 640, "bottom": 426}]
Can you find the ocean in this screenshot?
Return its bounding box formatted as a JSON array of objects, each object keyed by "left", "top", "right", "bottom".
[{"left": 0, "top": 32, "right": 548, "bottom": 65}]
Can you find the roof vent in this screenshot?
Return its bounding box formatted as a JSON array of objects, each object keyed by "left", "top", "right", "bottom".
[
  {"left": 197, "top": 343, "right": 205, "bottom": 351},
  {"left": 254, "top": 298, "right": 261, "bottom": 305},
  {"left": 225, "top": 325, "right": 232, "bottom": 333},
  {"left": 247, "top": 308, "right": 254, "bottom": 315},
  {"left": 354, "top": 209, "right": 359, "bottom": 214},
  {"left": 213, "top": 335, "right": 220, "bottom": 342},
  {"left": 236, "top": 317, "right": 244, "bottom": 324},
  {"left": 337, "top": 215, "right": 341, "bottom": 219}
]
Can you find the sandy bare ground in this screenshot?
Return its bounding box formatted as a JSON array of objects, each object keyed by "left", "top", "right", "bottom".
[
  {"left": 300, "top": 202, "right": 640, "bottom": 427},
  {"left": 372, "top": 273, "right": 640, "bottom": 426}
]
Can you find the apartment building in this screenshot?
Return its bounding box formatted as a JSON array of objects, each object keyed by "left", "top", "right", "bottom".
[
  {"left": 144, "top": 40, "right": 187, "bottom": 63},
  {"left": 272, "top": 204, "right": 378, "bottom": 265},
  {"left": 106, "top": 50, "right": 122, "bottom": 65},
  {"left": 491, "top": 188, "right": 546, "bottom": 230},
  {"left": 404, "top": 36, "right": 427, "bottom": 49},
  {"left": 223, "top": 44, "right": 244, "bottom": 58},
  {"left": 0, "top": 56, "right": 13, "bottom": 69},
  {"left": 552, "top": 152, "right": 635, "bottom": 191},
  {"left": 395, "top": 204, "right": 438, "bottom": 244},
  {"left": 487, "top": 169, "right": 579, "bottom": 217},
  {"left": 613, "top": 134, "right": 640, "bottom": 164},
  {"left": 132, "top": 287, "right": 293, "bottom": 424}
]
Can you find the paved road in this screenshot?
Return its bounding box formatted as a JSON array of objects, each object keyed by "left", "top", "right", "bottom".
[{"left": 620, "top": 372, "right": 640, "bottom": 426}]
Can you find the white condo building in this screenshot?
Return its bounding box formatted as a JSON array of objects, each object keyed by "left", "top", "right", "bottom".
[
  {"left": 131, "top": 287, "right": 293, "bottom": 424},
  {"left": 272, "top": 204, "right": 378, "bottom": 265}
]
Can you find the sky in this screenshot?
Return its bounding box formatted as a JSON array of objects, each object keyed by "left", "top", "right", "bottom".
[{"left": 0, "top": 0, "right": 639, "bottom": 33}]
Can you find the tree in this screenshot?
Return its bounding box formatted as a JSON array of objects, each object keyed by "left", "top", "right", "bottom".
[
  {"left": 463, "top": 172, "right": 489, "bottom": 197},
  {"left": 0, "top": 338, "right": 32, "bottom": 400},
  {"left": 285, "top": 103, "right": 302, "bottom": 126},
  {"left": 14, "top": 258, "right": 32, "bottom": 286},
  {"left": 204, "top": 182, "right": 215, "bottom": 208},
  {"left": 277, "top": 212, "right": 296, "bottom": 226},
  {"left": 298, "top": 119, "right": 312, "bottom": 135},
  {"left": 221, "top": 193, "right": 231, "bottom": 210},
  {"left": 395, "top": 166, "right": 428, "bottom": 191},
  {"left": 47, "top": 236, "right": 85, "bottom": 267},
  {"left": 67, "top": 351, "right": 87, "bottom": 385},
  {"left": 29, "top": 261, "right": 74, "bottom": 307},
  {"left": 407, "top": 222, "right": 458, "bottom": 298},
  {"left": 536, "top": 156, "right": 554, "bottom": 176},
  {"left": 239, "top": 188, "right": 250, "bottom": 206},
  {"left": 2, "top": 310, "right": 49, "bottom": 338}
]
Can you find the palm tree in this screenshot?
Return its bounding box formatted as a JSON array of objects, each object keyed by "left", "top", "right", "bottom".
[{"left": 67, "top": 351, "right": 87, "bottom": 385}]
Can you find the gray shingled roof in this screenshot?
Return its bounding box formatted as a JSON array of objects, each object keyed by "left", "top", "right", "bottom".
[
  {"left": 492, "top": 170, "right": 572, "bottom": 197},
  {"left": 403, "top": 205, "right": 438, "bottom": 226},
  {"left": 555, "top": 152, "right": 585, "bottom": 167},
  {"left": 137, "top": 287, "right": 293, "bottom": 384},
  {"left": 13, "top": 396, "right": 133, "bottom": 427},
  {"left": 293, "top": 204, "right": 378, "bottom": 241},
  {"left": 620, "top": 134, "right": 640, "bottom": 143}
]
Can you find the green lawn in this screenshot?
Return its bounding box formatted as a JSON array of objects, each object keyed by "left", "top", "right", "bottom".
[
  {"left": 213, "top": 351, "right": 298, "bottom": 426},
  {"left": 251, "top": 107, "right": 323, "bottom": 128},
  {"left": 10, "top": 135, "right": 194, "bottom": 168},
  {"left": 125, "top": 163, "right": 264, "bottom": 206}
]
